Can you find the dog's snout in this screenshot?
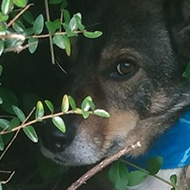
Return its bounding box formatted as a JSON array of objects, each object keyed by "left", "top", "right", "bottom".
[{"left": 39, "top": 117, "right": 76, "bottom": 153}]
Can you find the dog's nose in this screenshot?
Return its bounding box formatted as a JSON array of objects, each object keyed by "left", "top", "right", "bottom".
[{"left": 39, "top": 116, "right": 76, "bottom": 153}]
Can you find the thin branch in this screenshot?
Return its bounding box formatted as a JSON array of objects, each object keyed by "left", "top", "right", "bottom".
[
  {"left": 66, "top": 141, "right": 141, "bottom": 190},
  {"left": 44, "top": 0, "right": 55, "bottom": 64},
  {"left": 7, "top": 4, "right": 34, "bottom": 28},
  {"left": 0, "top": 109, "right": 86, "bottom": 135},
  {"left": 1, "top": 171, "right": 15, "bottom": 185},
  {"left": 0, "top": 34, "right": 25, "bottom": 40},
  {"left": 0, "top": 107, "right": 36, "bottom": 161},
  {"left": 122, "top": 160, "right": 181, "bottom": 190},
  {"left": 4, "top": 42, "right": 38, "bottom": 54}
]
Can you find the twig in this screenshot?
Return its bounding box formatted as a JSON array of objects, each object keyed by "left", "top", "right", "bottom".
[
  {"left": 44, "top": 0, "right": 55, "bottom": 64},
  {"left": 7, "top": 4, "right": 34, "bottom": 28},
  {"left": 1, "top": 171, "right": 15, "bottom": 185},
  {"left": 4, "top": 42, "right": 38, "bottom": 54},
  {"left": 0, "top": 34, "right": 25, "bottom": 40},
  {"left": 121, "top": 160, "right": 182, "bottom": 190},
  {"left": 66, "top": 141, "right": 141, "bottom": 190},
  {"left": 0, "top": 109, "right": 85, "bottom": 135},
  {"left": 0, "top": 107, "right": 36, "bottom": 161}
]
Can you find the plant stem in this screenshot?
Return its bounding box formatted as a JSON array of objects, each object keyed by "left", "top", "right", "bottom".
[
  {"left": 122, "top": 159, "right": 181, "bottom": 190},
  {"left": 44, "top": 0, "right": 55, "bottom": 64}
]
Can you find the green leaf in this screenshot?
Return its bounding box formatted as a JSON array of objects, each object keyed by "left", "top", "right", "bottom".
[
  {"left": 0, "top": 119, "right": 10, "bottom": 129},
  {"left": 0, "top": 12, "right": 9, "bottom": 22},
  {"left": 83, "top": 31, "right": 103, "bottom": 39},
  {"left": 46, "top": 21, "right": 56, "bottom": 34},
  {"left": 13, "top": 0, "right": 27, "bottom": 7},
  {"left": 24, "top": 28, "right": 34, "bottom": 36},
  {"left": 128, "top": 171, "right": 148, "bottom": 186},
  {"left": 94, "top": 109, "right": 110, "bottom": 118},
  {"left": 52, "top": 116, "right": 66, "bottom": 133},
  {"left": 61, "top": 0, "right": 67, "bottom": 9},
  {"left": 63, "top": 35, "right": 71, "bottom": 56},
  {"left": 108, "top": 161, "right": 129, "bottom": 190},
  {"left": 1, "top": 0, "right": 13, "bottom": 15},
  {"left": 33, "top": 14, "right": 44, "bottom": 35},
  {"left": 53, "top": 35, "right": 65, "bottom": 49},
  {"left": 0, "top": 97, "right": 3, "bottom": 104},
  {"left": 23, "top": 125, "right": 38, "bottom": 143},
  {"left": 82, "top": 111, "right": 90, "bottom": 119},
  {"left": 28, "top": 37, "right": 38, "bottom": 54},
  {"left": 13, "top": 20, "right": 25, "bottom": 33},
  {"left": 0, "top": 40, "right": 4, "bottom": 56},
  {"left": 74, "top": 13, "right": 85, "bottom": 31},
  {"left": 53, "top": 19, "right": 61, "bottom": 29},
  {"left": 63, "top": 9, "right": 70, "bottom": 24},
  {"left": 0, "top": 135, "right": 4, "bottom": 151},
  {"left": 81, "top": 96, "right": 93, "bottom": 112},
  {"left": 69, "top": 17, "right": 77, "bottom": 31},
  {"left": 9, "top": 117, "right": 20, "bottom": 129},
  {"left": 35, "top": 101, "right": 44, "bottom": 120},
  {"left": 0, "top": 65, "right": 3, "bottom": 76},
  {"left": 12, "top": 105, "right": 26, "bottom": 122},
  {"left": 49, "top": 0, "right": 63, "bottom": 4},
  {"left": 68, "top": 96, "right": 76, "bottom": 110},
  {"left": 170, "top": 175, "right": 177, "bottom": 186},
  {"left": 0, "top": 87, "right": 19, "bottom": 114},
  {"left": 61, "top": 95, "right": 69, "bottom": 113},
  {"left": 0, "top": 183, "right": 2, "bottom": 190},
  {"left": 147, "top": 156, "right": 163, "bottom": 175},
  {"left": 0, "top": 22, "right": 6, "bottom": 32},
  {"left": 74, "top": 108, "right": 82, "bottom": 115},
  {"left": 23, "top": 10, "right": 34, "bottom": 24},
  {"left": 45, "top": 100, "right": 54, "bottom": 113}
]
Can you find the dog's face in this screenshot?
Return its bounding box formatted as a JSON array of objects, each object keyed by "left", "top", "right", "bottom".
[{"left": 40, "top": 0, "right": 190, "bottom": 165}]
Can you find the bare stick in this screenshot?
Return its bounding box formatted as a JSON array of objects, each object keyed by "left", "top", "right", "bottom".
[
  {"left": 44, "top": 0, "right": 55, "bottom": 64},
  {"left": 7, "top": 4, "right": 34, "bottom": 28},
  {"left": 0, "top": 107, "right": 35, "bottom": 161},
  {"left": 1, "top": 171, "right": 15, "bottom": 185},
  {"left": 66, "top": 141, "right": 141, "bottom": 190}
]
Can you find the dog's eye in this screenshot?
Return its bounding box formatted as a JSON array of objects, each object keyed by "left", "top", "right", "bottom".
[{"left": 116, "top": 61, "right": 136, "bottom": 75}]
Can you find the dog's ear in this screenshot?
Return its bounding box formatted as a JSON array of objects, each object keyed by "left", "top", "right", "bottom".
[{"left": 167, "top": 0, "right": 190, "bottom": 59}]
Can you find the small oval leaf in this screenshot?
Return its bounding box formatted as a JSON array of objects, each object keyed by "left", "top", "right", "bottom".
[
  {"left": 13, "top": 0, "right": 27, "bottom": 8},
  {"left": 94, "top": 109, "right": 110, "bottom": 118},
  {"left": 147, "top": 156, "right": 163, "bottom": 175},
  {"left": 83, "top": 31, "right": 102, "bottom": 39},
  {"left": 108, "top": 161, "right": 129, "bottom": 190},
  {"left": 0, "top": 135, "right": 4, "bottom": 151},
  {"left": 0, "top": 119, "right": 10, "bottom": 129},
  {"left": 53, "top": 35, "right": 65, "bottom": 49},
  {"left": 52, "top": 116, "right": 66, "bottom": 133},
  {"left": 23, "top": 125, "right": 38, "bottom": 143},
  {"left": 45, "top": 100, "right": 54, "bottom": 113},
  {"left": 0, "top": 40, "right": 4, "bottom": 56},
  {"left": 1, "top": 0, "right": 13, "bottom": 15},
  {"left": 12, "top": 105, "right": 26, "bottom": 122},
  {"left": 128, "top": 171, "right": 148, "bottom": 187},
  {"left": 28, "top": 37, "right": 38, "bottom": 53},
  {"left": 61, "top": 95, "right": 69, "bottom": 113},
  {"left": 33, "top": 14, "right": 44, "bottom": 35},
  {"left": 68, "top": 96, "right": 76, "bottom": 110},
  {"left": 35, "top": 101, "right": 44, "bottom": 120}
]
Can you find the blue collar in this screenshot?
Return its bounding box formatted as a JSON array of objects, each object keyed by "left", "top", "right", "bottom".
[{"left": 126, "top": 108, "right": 190, "bottom": 169}]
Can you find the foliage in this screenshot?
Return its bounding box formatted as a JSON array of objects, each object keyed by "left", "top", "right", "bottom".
[{"left": 0, "top": 1, "right": 189, "bottom": 190}]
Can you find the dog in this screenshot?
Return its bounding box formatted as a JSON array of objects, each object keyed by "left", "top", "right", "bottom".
[{"left": 39, "top": 0, "right": 190, "bottom": 189}]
